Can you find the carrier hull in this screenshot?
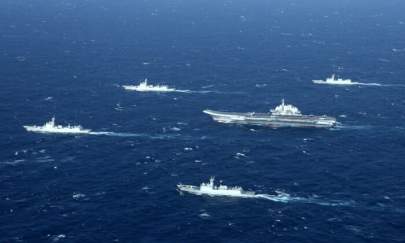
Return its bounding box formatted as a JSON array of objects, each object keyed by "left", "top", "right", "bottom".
[{"left": 203, "top": 110, "right": 337, "bottom": 128}]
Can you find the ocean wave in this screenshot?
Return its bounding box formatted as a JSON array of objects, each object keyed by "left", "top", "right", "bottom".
[{"left": 0, "top": 159, "right": 26, "bottom": 166}]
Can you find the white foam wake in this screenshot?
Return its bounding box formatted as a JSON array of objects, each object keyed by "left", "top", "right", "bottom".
[
  {"left": 121, "top": 79, "right": 244, "bottom": 94},
  {"left": 255, "top": 192, "right": 354, "bottom": 207},
  {"left": 123, "top": 87, "right": 244, "bottom": 95},
  {"left": 25, "top": 129, "right": 180, "bottom": 139},
  {"left": 332, "top": 82, "right": 405, "bottom": 87},
  {"left": 89, "top": 131, "right": 180, "bottom": 139},
  {"left": 185, "top": 90, "right": 246, "bottom": 95},
  {"left": 197, "top": 191, "right": 354, "bottom": 207},
  {"left": 179, "top": 185, "right": 354, "bottom": 207},
  {"left": 27, "top": 129, "right": 178, "bottom": 139},
  {"left": 330, "top": 124, "right": 374, "bottom": 131},
  {"left": 351, "top": 82, "right": 382, "bottom": 86}
]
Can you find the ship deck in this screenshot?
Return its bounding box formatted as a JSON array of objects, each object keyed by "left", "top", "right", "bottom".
[{"left": 204, "top": 110, "right": 335, "bottom": 121}]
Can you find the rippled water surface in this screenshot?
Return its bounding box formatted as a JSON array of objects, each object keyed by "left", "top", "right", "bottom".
[{"left": 1, "top": 0, "right": 405, "bottom": 242}]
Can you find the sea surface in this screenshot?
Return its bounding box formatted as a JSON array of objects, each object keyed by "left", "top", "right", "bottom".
[{"left": 1, "top": 0, "right": 405, "bottom": 242}]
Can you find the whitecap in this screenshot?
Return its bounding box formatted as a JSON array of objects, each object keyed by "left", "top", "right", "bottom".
[
  {"left": 72, "top": 193, "right": 86, "bottom": 200},
  {"left": 169, "top": 127, "right": 181, "bottom": 132},
  {"left": 141, "top": 186, "right": 151, "bottom": 191},
  {"left": 36, "top": 156, "right": 54, "bottom": 163},
  {"left": 235, "top": 152, "right": 247, "bottom": 159},
  {"left": 392, "top": 48, "right": 405, "bottom": 52},
  {"left": 49, "top": 234, "right": 66, "bottom": 242},
  {"left": 0, "top": 159, "right": 26, "bottom": 166},
  {"left": 199, "top": 212, "right": 211, "bottom": 218},
  {"left": 114, "top": 103, "right": 124, "bottom": 111},
  {"left": 16, "top": 56, "right": 26, "bottom": 62}
]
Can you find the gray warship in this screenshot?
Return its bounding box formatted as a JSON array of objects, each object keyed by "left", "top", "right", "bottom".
[{"left": 203, "top": 99, "right": 337, "bottom": 128}]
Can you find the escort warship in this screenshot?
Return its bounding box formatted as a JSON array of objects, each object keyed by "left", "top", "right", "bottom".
[
  {"left": 312, "top": 74, "right": 381, "bottom": 86},
  {"left": 23, "top": 117, "right": 91, "bottom": 134},
  {"left": 177, "top": 177, "right": 255, "bottom": 198},
  {"left": 312, "top": 74, "right": 354, "bottom": 85},
  {"left": 122, "top": 78, "right": 176, "bottom": 92}
]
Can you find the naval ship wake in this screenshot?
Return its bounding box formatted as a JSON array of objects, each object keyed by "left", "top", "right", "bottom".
[
  {"left": 121, "top": 78, "right": 245, "bottom": 94},
  {"left": 178, "top": 178, "right": 353, "bottom": 207},
  {"left": 313, "top": 74, "right": 405, "bottom": 87},
  {"left": 89, "top": 131, "right": 180, "bottom": 139},
  {"left": 23, "top": 118, "right": 181, "bottom": 139}
]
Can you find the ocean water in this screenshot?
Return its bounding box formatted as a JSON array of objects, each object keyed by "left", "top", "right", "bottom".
[{"left": 1, "top": 0, "right": 405, "bottom": 242}]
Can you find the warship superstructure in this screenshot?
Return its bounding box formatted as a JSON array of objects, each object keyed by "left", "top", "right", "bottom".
[
  {"left": 177, "top": 177, "right": 255, "bottom": 198},
  {"left": 203, "top": 99, "right": 337, "bottom": 128},
  {"left": 23, "top": 117, "right": 91, "bottom": 134},
  {"left": 122, "top": 78, "right": 176, "bottom": 92}
]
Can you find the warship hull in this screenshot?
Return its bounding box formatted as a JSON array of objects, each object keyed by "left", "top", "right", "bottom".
[
  {"left": 204, "top": 110, "right": 337, "bottom": 128},
  {"left": 177, "top": 185, "right": 255, "bottom": 197},
  {"left": 23, "top": 125, "right": 91, "bottom": 134}
]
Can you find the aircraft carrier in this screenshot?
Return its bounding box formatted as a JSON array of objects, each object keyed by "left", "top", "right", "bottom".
[{"left": 203, "top": 99, "right": 337, "bottom": 128}]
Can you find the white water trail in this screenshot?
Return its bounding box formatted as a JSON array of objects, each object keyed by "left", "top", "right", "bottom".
[
  {"left": 183, "top": 90, "right": 246, "bottom": 95},
  {"left": 356, "top": 83, "right": 405, "bottom": 87},
  {"left": 24, "top": 126, "right": 182, "bottom": 139},
  {"left": 187, "top": 189, "right": 355, "bottom": 207},
  {"left": 89, "top": 131, "right": 179, "bottom": 139},
  {"left": 354, "top": 82, "right": 382, "bottom": 87},
  {"left": 319, "top": 82, "right": 405, "bottom": 87},
  {"left": 331, "top": 124, "right": 374, "bottom": 131},
  {"left": 378, "top": 83, "right": 405, "bottom": 87},
  {"left": 122, "top": 86, "right": 245, "bottom": 95},
  {"left": 254, "top": 193, "right": 354, "bottom": 207}
]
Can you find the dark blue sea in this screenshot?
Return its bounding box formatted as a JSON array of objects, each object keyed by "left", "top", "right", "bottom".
[{"left": 1, "top": 0, "right": 405, "bottom": 242}]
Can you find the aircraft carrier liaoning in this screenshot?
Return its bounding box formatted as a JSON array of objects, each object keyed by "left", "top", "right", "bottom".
[{"left": 203, "top": 99, "right": 338, "bottom": 128}]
